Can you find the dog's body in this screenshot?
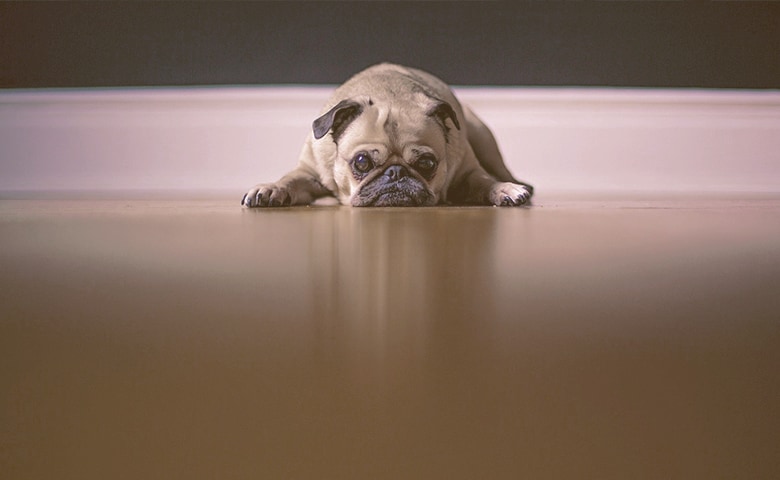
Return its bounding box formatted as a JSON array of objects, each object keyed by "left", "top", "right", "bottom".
[{"left": 242, "top": 63, "right": 533, "bottom": 207}]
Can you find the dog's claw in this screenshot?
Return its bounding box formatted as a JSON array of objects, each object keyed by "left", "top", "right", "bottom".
[
  {"left": 242, "top": 184, "right": 295, "bottom": 208},
  {"left": 491, "top": 183, "right": 532, "bottom": 207}
]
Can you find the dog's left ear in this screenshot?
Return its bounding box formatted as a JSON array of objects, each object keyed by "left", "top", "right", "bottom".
[
  {"left": 428, "top": 100, "right": 461, "bottom": 132},
  {"left": 312, "top": 99, "right": 363, "bottom": 140}
]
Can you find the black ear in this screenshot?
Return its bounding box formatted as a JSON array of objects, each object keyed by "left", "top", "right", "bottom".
[
  {"left": 312, "top": 99, "right": 363, "bottom": 140},
  {"left": 428, "top": 100, "right": 461, "bottom": 132}
]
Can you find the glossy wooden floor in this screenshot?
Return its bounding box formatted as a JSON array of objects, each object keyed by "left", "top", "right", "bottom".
[{"left": 2, "top": 194, "right": 779, "bottom": 479}]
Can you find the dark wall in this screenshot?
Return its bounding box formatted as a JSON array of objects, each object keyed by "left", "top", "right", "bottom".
[{"left": 2, "top": 1, "right": 778, "bottom": 89}]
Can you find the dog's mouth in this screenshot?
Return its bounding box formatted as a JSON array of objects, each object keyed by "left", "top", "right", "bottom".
[
  {"left": 372, "top": 190, "right": 426, "bottom": 207},
  {"left": 352, "top": 179, "right": 436, "bottom": 207}
]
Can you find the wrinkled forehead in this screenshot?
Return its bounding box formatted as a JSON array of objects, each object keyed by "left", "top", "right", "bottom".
[{"left": 345, "top": 104, "right": 446, "bottom": 152}]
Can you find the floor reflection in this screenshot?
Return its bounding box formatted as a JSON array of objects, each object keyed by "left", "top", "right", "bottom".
[{"left": 1, "top": 199, "right": 778, "bottom": 479}]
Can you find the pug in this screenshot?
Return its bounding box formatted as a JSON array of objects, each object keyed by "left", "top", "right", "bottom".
[{"left": 241, "top": 63, "right": 533, "bottom": 207}]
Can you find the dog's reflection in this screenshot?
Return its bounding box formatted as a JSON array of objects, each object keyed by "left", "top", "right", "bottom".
[{"left": 306, "top": 208, "right": 503, "bottom": 358}]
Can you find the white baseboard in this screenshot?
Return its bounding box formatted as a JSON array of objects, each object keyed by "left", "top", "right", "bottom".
[{"left": 1, "top": 86, "right": 779, "bottom": 196}]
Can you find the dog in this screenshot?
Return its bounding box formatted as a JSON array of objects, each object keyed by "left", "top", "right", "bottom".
[{"left": 242, "top": 63, "right": 533, "bottom": 207}]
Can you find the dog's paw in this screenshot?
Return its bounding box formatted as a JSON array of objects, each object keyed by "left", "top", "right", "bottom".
[
  {"left": 489, "top": 182, "right": 532, "bottom": 207},
  {"left": 241, "top": 184, "right": 293, "bottom": 207}
]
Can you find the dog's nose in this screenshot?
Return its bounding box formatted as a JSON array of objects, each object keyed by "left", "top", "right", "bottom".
[{"left": 383, "top": 165, "right": 408, "bottom": 181}]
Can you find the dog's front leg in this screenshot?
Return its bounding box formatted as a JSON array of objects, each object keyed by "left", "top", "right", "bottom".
[
  {"left": 449, "top": 168, "right": 532, "bottom": 206},
  {"left": 242, "top": 167, "right": 331, "bottom": 207}
]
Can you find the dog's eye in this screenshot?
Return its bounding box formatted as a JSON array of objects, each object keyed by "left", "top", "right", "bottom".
[
  {"left": 414, "top": 155, "right": 437, "bottom": 174},
  {"left": 353, "top": 153, "right": 373, "bottom": 173}
]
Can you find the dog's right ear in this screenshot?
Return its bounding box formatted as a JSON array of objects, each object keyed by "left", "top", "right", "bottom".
[{"left": 312, "top": 99, "right": 363, "bottom": 140}]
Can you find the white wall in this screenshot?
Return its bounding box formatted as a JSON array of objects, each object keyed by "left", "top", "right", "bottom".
[{"left": 1, "top": 87, "right": 779, "bottom": 196}]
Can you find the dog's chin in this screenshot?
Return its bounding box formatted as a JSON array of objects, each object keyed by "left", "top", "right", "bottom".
[
  {"left": 351, "top": 180, "right": 436, "bottom": 207},
  {"left": 373, "top": 191, "right": 427, "bottom": 207}
]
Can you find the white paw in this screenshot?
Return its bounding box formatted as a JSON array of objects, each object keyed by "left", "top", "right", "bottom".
[
  {"left": 490, "top": 182, "right": 532, "bottom": 207},
  {"left": 241, "top": 184, "right": 292, "bottom": 207}
]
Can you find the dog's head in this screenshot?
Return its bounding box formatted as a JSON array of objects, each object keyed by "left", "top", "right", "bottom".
[{"left": 312, "top": 93, "right": 461, "bottom": 206}]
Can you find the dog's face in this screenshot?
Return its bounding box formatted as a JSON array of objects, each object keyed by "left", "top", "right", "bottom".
[{"left": 313, "top": 95, "right": 461, "bottom": 206}]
